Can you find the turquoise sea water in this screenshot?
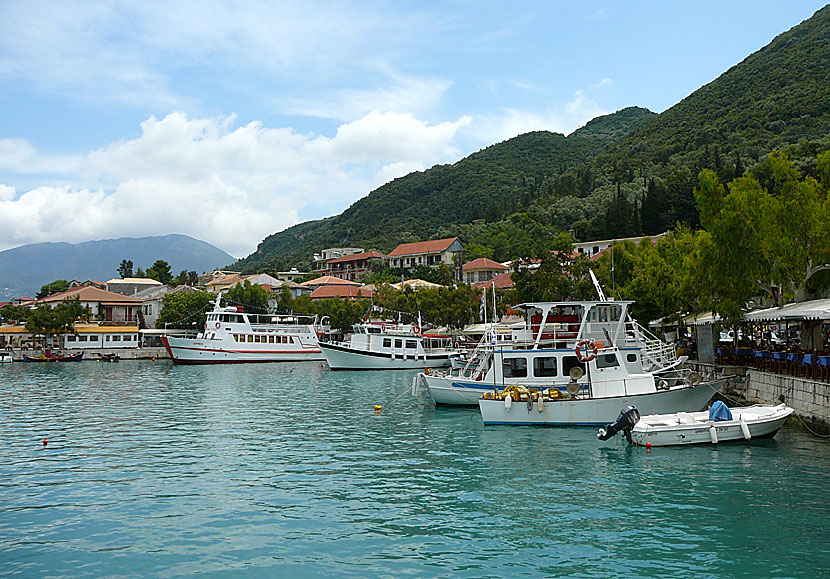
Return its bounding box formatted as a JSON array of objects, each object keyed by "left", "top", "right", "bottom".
[{"left": 1, "top": 360, "right": 829, "bottom": 577}]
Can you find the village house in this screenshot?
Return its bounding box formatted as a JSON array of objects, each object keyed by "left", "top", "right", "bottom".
[
  {"left": 310, "top": 285, "right": 375, "bottom": 301},
  {"left": 573, "top": 232, "right": 669, "bottom": 259},
  {"left": 385, "top": 237, "right": 464, "bottom": 279},
  {"left": 312, "top": 248, "right": 364, "bottom": 274},
  {"left": 462, "top": 258, "right": 509, "bottom": 285},
  {"left": 327, "top": 251, "right": 386, "bottom": 282},
  {"left": 39, "top": 286, "right": 142, "bottom": 324},
  {"left": 106, "top": 277, "right": 163, "bottom": 297}
]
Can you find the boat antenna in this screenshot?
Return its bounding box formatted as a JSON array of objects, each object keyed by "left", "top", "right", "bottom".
[{"left": 589, "top": 269, "right": 606, "bottom": 301}]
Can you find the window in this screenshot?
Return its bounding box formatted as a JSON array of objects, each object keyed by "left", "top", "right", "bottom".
[
  {"left": 247, "top": 335, "right": 254, "bottom": 343},
  {"left": 533, "top": 356, "right": 557, "bottom": 377},
  {"left": 394, "top": 339, "right": 403, "bottom": 348},
  {"left": 562, "top": 356, "right": 585, "bottom": 378},
  {"left": 269, "top": 336, "right": 275, "bottom": 343},
  {"left": 383, "top": 338, "right": 391, "bottom": 348},
  {"left": 626, "top": 353, "right": 637, "bottom": 363},
  {"left": 66, "top": 335, "right": 76, "bottom": 342},
  {"left": 406, "top": 340, "right": 417, "bottom": 349},
  {"left": 79, "top": 336, "right": 88, "bottom": 342},
  {"left": 89, "top": 335, "right": 98, "bottom": 341},
  {"left": 112, "top": 335, "right": 121, "bottom": 342},
  {"left": 596, "top": 353, "right": 619, "bottom": 369},
  {"left": 502, "top": 357, "right": 527, "bottom": 378}
]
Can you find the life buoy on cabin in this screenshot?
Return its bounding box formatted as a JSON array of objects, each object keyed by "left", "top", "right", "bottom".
[
  {"left": 413, "top": 325, "right": 421, "bottom": 335},
  {"left": 575, "top": 339, "right": 598, "bottom": 362},
  {"left": 215, "top": 322, "right": 221, "bottom": 329}
]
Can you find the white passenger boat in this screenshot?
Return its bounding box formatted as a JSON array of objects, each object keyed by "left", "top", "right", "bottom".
[
  {"left": 319, "top": 320, "right": 455, "bottom": 370},
  {"left": 623, "top": 403, "right": 794, "bottom": 446},
  {"left": 162, "top": 296, "right": 328, "bottom": 364},
  {"left": 417, "top": 300, "right": 692, "bottom": 408}
]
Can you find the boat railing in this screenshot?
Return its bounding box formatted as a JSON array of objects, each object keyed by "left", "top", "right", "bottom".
[{"left": 623, "top": 320, "right": 678, "bottom": 371}]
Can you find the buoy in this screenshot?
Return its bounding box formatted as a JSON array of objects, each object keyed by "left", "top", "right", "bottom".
[
  {"left": 709, "top": 426, "right": 719, "bottom": 444},
  {"left": 43, "top": 438, "right": 47, "bottom": 447},
  {"left": 645, "top": 442, "right": 651, "bottom": 449},
  {"left": 374, "top": 405, "right": 382, "bottom": 414},
  {"left": 152, "top": 357, "right": 156, "bottom": 361},
  {"left": 504, "top": 394, "right": 513, "bottom": 411}
]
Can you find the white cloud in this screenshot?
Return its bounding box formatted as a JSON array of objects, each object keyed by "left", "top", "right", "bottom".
[{"left": 0, "top": 111, "right": 469, "bottom": 257}]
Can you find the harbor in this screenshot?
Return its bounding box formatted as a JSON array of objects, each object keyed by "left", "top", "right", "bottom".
[{"left": 2, "top": 360, "right": 829, "bottom": 577}]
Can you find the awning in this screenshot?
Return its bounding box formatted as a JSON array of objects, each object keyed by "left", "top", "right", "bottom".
[{"left": 743, "top": 298, "right": 830, "bottom": 322}]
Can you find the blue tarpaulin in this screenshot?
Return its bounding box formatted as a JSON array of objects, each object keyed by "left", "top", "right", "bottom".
[{"left": 709, "top": 400, "right": 733, "bottom": 422}]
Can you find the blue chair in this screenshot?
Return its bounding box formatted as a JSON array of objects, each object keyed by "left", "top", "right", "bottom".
[{"left": 802, "top": 354, "right": 815, "bottom": 379}]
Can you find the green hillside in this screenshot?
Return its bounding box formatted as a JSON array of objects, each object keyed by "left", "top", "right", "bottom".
[
  {"left": 238, "top": 107, "right": 656, "bottom": 271},
  {"left": 238, "top": 5, "right": 830, "bottom": 272}
]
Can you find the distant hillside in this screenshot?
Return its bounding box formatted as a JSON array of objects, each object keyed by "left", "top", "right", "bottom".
[
  {"left": 236, "top": 106, "right": 657, "bottom": 271},
  {"left": 237, "top": 5, "right": 830, "bottom": 271},
  {"left": 0, "top": 234, "right": 234, "bottom": 299}
]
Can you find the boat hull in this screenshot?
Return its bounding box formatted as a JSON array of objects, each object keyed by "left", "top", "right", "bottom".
[
  {"left": 320, "top": 342, "right": 451, "bottom": 370},
  {"left": 22, "top": 352, "right": 84, "bottom": 362},
  {"left": 162, "top": 336, "right": 324, "bottom": 364},
  {"left": 630, "top": 404, "right": 793, "bottom": 446},
  {"left": 477, "top": 381, "right": 722, "bottom": 426}
]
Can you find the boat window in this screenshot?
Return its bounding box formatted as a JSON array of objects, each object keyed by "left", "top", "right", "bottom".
[
  {"left": 247, "top": 335, "right": 254, "bottom": 343},
  {"left": 368, "top": 327, "right": 381, "bottom": 334},
  {"left": 269, "top": 336, "right": 275, "bottom": 343},
  {"left": 406, "top": 340, "right": 417, "bottom": 349},
  {"left": 626, "top": 353, "right": 637, "bottom": 363},
  {"left": 383, "top": 338, "right": 391, "bottom": 348},
  {"left": 596, "top": 353, "right": 619, "bottom": 369},
  {"left": 395, "top": 339, "right": 403, "bottom": 348},
  {"left": 533, "top": 356, "right": 558, "bottom": 377},
  {"left": 502, "top": 357, "right": 528, "bottom": 378},
  {"left": 562, "top": 356, "right": 585, "bottom": 377}
]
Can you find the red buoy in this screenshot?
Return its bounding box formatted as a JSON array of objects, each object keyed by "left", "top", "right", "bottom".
[
  {"left": 43, "top": 438, "right": 47, "bottom": 447},
  {"left": 645, "top": 442, "right": 652, "bottom": 449}
]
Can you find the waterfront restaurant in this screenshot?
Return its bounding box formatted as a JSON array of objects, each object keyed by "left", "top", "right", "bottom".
[{"left": 712, "top": 298, "right": 830, "bottom": 381}]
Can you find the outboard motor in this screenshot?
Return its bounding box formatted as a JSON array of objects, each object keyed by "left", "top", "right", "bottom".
[{"left": 597, "top": 406, "right": 641, "bottom": 443}]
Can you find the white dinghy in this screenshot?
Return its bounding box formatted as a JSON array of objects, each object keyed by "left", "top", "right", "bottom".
[{"left": 598, "top": 401, "right": 793, "bottom": 447}]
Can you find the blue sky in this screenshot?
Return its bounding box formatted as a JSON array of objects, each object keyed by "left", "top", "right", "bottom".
[{"left": 0, "top": 1, "right": 825, "bottom": 258}]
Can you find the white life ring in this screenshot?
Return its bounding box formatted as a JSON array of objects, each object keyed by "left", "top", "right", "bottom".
[{"left": 575, "top": 339, "right": 598, "bottom": 362}]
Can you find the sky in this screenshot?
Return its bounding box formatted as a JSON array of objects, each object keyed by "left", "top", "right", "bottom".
[{"left": 0, "top": 1, "right": 826, "bottom": 259}]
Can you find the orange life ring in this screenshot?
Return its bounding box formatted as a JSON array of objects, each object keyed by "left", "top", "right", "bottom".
[
  {"left": 413, "top": 325, "right": 421, "bottom": 335},
  {"left": 215, "top": 322, "right": 221, "bottom": 329},
  {"left": 575, "top": 339, "right": 598, "bottom": 362}
]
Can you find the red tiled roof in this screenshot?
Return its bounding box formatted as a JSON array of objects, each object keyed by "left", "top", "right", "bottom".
[
  {"left": 327, "top": 250, "right": 386, "bottom": 264},
  {"left": 299, "top": 275, "right": 362, "bottom": 287},
  {"left": 462, "top": 257, "right": 509, "bottom": 271},
  {"left": 310, "top": 285, "right": 374, "bottom": 300},
  {"left": 38, "top": 286, "right": 142, "bottom": 304},
  {"left": 387, "top": 237, "right": 459, "bottom": 257},
  {"left": 472, "top": 271, "right": 514, "bottom": 290}
]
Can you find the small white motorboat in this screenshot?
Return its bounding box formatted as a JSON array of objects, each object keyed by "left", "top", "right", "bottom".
[
  {"left": 0, "top": 351, "right": 12, "bottom": 363},
  {"left": 598, "top": 401, "right": 794, "bottom": 446}
]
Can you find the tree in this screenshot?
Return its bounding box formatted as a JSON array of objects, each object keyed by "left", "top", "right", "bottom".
[
  {"left": 0, "top": 303, "right": 30, "bottom": 323},
  {"left": 145, "top": 260, "right": 173, "bottom": 284},
  {"left": 224, "top": 281, "right": 269, "bottom": 313},
  {"left": 25, "top": 297, "right": 89, "bottom": 346},
  {"left": 175, "top": 270, "right": 198, "bottom": 286},
  {"left": 513, "top": 233, "right": 595, "bottom": 303},
  {"left": 695, "top": 152, "right": 830, "bottom": 310},
  {"left": 36, "top": 279, "right": 70, "bottom": 299},
  {"left": 118, "top": 259, "right": 134, "bottom": 278},
  {"left": 157, "top": 290, "right": 215, "bottom": 329}
]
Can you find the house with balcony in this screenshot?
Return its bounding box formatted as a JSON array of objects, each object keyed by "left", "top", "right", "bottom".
[
  {"left": 38, "top": 286, "right": 142, "bottom": 324},
  {"left": 462, "top": 258, "right": 509, "bottom": 285},
  {"left": 106, "top": 277, "right": 163, "bottom": 297},
  {"left": 327, "top": 251, "right": 386, "bottom": 282},
  {"left": 312, "top": 248, "right": 364, "bottom": 274},
  {"left": 385, "top": 237, "right": 464, "bottom": 279}
]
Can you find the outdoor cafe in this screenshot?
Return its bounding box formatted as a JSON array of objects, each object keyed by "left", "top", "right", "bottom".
[{"left": 713, "top": 298, "right": 830, "bottom": 381}]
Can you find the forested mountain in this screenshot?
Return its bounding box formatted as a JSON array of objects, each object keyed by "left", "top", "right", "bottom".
[
  {"left": 238, "top": 5, "right": 830, "bottom": 272},
  {"left": 238, "top": 107, "right": 656, "bottom": 271},
  {"left": 0, "top": 235, "right": 234, "bottom": 299}
]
